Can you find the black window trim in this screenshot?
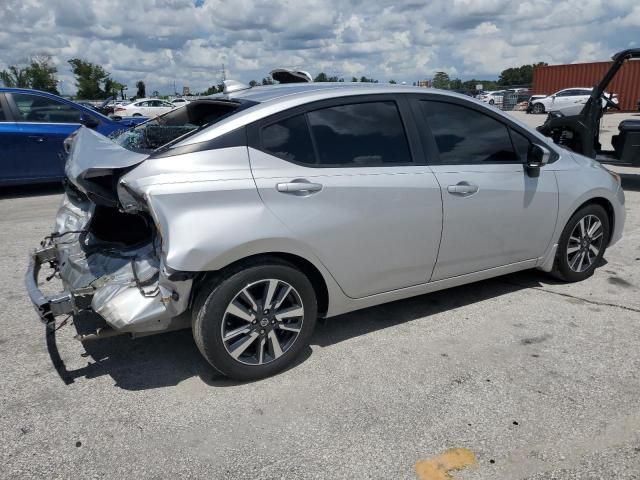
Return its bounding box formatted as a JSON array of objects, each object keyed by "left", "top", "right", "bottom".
[
  {"left": 248, "top": 94, "right": 424, "bottom": 168},
  {"left": 0, "top": 93, "right": 11, "bottom": 122},
  {"left": 407, "top": 93, "right": 559, "bottom": 166}
]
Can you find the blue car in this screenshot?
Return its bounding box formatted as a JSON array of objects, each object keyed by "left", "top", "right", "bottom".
[{"left": 0, "top": 88, "right": 147, "bottom": 185}]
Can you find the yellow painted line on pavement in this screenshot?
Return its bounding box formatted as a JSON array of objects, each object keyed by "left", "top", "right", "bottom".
[{"left": 415, "top": 448, "right": 477, "bottom": 480}]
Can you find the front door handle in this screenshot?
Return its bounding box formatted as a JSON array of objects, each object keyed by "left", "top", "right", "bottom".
[
  {"left": 447, "top": 182, "right": 479, "bottom": 196},
  {"left": 28, "top": 136, "right": 45, "bottom": 143},
  {"left": 276, "top": 180, "right": 323, "bottom": 195}
]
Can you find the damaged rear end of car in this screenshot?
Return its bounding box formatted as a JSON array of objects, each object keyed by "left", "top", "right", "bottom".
[{"left": 25, "top": 98, "right": 253, "bottom": 340}]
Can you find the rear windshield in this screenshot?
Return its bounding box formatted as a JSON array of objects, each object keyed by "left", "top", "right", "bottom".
[{"left": 112, "top": 99, "right": 252, "bottom": 152}]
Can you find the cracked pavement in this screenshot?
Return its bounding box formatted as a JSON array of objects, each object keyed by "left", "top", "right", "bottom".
[{"left": 1, "top": 147, "right": 639, "bottom": 478}]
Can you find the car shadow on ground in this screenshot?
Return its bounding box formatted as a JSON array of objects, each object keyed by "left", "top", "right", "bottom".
[
  {"left": 0, "top": 182, "right": 63, "bottom": 199},
  {"left": 46, "top": 270, "right": 558, "bottom": 390}
]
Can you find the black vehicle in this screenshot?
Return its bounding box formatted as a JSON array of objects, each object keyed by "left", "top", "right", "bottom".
[{"left": 537, "top": 48, "right": 640, "bottom": 166}]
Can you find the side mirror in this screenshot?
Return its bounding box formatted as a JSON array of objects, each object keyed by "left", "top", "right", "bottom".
[
  {"left": 80, "top": 115, "right": 99, "bottom": 129},
  {"left": 526, "top": 144, "right": 550, "bottom": 178}
]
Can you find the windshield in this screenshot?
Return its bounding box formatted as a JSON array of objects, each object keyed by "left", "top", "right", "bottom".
[{"left": 111, "top": 99, "right": 251, "bottom": 152}]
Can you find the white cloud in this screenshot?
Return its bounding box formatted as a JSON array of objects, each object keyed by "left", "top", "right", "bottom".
[{"left": 0, "top": 0, "right": 637, "bottom": 94}]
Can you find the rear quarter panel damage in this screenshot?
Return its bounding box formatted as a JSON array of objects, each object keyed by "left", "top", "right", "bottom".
[{"left": 120, "top": 146, "right": 345, "bottom": 312}]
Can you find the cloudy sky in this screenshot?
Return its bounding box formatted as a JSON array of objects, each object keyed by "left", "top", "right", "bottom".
[{"left": 1, "top": 0, "right": 638, "bottom": 95}]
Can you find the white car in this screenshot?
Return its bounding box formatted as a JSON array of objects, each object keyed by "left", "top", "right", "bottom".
[
  {"left": 529, "top": 88, "right": 618, "bottom": 114},
  {"left": 477, "top": 90, "right": 506, "bottom": 106},
  {"left": 171, "top": 98, "right": 190, "bottom": 107},
  {"left": 114, "top": 99, "right": 176, "bottom": 117}
]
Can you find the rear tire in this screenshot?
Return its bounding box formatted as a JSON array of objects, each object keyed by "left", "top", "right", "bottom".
[
  {"left": 552, "top": 204, "right": 609, "bottom": 282},
  {"left": 532, "top": 103, "right": 545, "bottom": 114},
  {"left": 132, "top": 113, "right": 142, "bottom": 117},
  {"left": 192, "top": 260, "right": 317, "bottom": 380}
]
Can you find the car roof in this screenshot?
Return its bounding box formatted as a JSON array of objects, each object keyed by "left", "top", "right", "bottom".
[{"left": 215, "top": 81, "right": 478, "bottom": 105}]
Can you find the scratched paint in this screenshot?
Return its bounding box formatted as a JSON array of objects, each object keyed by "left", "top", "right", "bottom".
[{"left": 415, "top": 448, "right": 477, "bottom": 480}]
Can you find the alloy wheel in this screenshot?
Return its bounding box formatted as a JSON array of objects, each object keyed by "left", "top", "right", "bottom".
[
  {"left": 220, "top": 279, "right": 304, "bottom": 365},
  {"left": 566, "top": 214, "right": 604, "bottom": 273}
]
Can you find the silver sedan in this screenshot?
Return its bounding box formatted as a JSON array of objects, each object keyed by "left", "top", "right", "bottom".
[{"left": 26, "top": 82, "right": 625, "bottom": 380}]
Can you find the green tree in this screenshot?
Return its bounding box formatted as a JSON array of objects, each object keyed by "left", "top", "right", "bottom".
[
  {"left": 68, "top": 58, "right": 110, "bottom": 99},
  {"left": 151, "top": 90, "right": 159, "bottom": 97},
  {"left": 249, "top": 80, "right": 258, "bottom": 87},
  {"left": 449, "top": 78, "right": 463, "bottom": 90},
  {"left": 314, "top": 72, "right": 328, "bottom": 82},
  {"left": 0, "top": 65, "right": 31, "bottom": 88},
  {"left": 26, "top": 56, "right": 59, "bottom": 93},
  {"left": 136, "top": 80, "right": 146, "bottom": 98},
  {"left": 389, "top": 79, "right": 397, "bottom": 84},
  {"left": 0, "top": 56, "right": 59, "bottom": 93},
  {"left": 351, "top": 76, "right": 358, "bottom": 82},
  {"left": 498, "top": 62, "right": 547, "bottom": 86},
  {"left": 104, "top": 79, "right": 126, "bottom": 99},
  {"left": 261, "top": 76, "right": 274, "bottom": 85},
  {"left": 359, "top": 76, "right": 377, "bottom": 83},
  {"left": 432, "top": 71, "right": 450, "bottom": 89}
]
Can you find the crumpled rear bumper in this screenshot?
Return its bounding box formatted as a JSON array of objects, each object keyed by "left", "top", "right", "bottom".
[
  {"left": 25, "top": 245, "right": 75, "bottom": 323},
  {"left": 24, "top": 192, "right": 193, "bottom": 335}
]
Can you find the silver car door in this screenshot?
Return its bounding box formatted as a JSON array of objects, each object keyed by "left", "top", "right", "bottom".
[
  {"left": 413, "top": 98, "right": 558, "bottom": 281},
  {"left": 249, "top": 97, "right": 443, "bottom": 299}
]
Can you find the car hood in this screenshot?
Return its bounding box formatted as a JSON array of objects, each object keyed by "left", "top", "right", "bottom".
[{"left": 65, "top": 127, "right": 149, "bottom": 206}]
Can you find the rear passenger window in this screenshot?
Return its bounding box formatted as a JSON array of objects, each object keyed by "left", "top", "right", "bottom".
[
  {"left": 262, "top": 114, "right": 315, "bottom": 165},
  {"left": 421, "top": 101, "right": 518, "bottom": 164},
  {"left": 307, "top": 102, "right": 411, "bottom": 165},
  {"left": 0, "top": 101, "right": 4, "bottom": 121}
]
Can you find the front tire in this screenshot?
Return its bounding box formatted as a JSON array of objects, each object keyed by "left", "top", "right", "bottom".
[
  {"left": 532, "top": 103, "right": 545, "bottom": 114},
  {"left": 192, "top": 261, "right": 317, "bottom": 380},
  {"left": 132, "top": 113, "right": 143, "bottom": 117},
  {"left": 552, "top": 204, "right": 609, "bottom": 282}
]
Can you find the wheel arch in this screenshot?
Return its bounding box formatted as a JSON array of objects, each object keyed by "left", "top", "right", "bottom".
[
  {"left": 571, "top": 196, "right": 615, "bottom": 244},
  {"left": 191, "top": 252, "right": 330, "bottom": 317}
]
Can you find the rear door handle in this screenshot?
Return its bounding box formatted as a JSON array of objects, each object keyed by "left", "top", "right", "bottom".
[
  {"left": 447, "top": 182, "right": 479, "bottom": 196},
  {"left": 28, "top": 136, "right": 45, "bottom": 143},
  {"left": 276, "top": 180, "right": 323, "bottom": 195}
]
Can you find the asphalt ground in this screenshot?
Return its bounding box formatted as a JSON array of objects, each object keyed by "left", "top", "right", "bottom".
[{"left": 1, "top": 113, "right": 639, "bottom": 479}]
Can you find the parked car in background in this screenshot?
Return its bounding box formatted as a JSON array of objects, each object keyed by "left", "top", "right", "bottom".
[
  {"left": 115, "top": 99, "right": 176, "bottom": 117},
  {"left": 528, "top": 88, "right": 618, "bottom": 114},
  {"left": 26, "top": 82, "right": 625, "bottom": 380},
  {"left": 0, "top": 88, "right": 147, "bottom": 185},
  {"left": 171, "top": 98, "right": 190, "bottom": 107},
  {"left": 477, "top": 90, "right": 506, "bottom": 106}
]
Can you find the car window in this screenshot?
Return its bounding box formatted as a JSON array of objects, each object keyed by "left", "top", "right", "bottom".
[
  {"left": 11, "top": 93, "right": 83, "bottom": 123},
  {"left": 421, "top": 100, "right": 518, "bottom": 164},
  {"left": 556, "top": 90, "right": 575, "bottom": 97},
  {"left": 262, "top": 114, "right": 316, "bottom": 165},
  {"left": 0, "top": 100, "right": 5, "bottom": 121},
  {"left": 306, "top": 101, "right": 412, "bottom": 166},
  {"left": 114, "top": 99, "right": 250, "bottom": 152}
]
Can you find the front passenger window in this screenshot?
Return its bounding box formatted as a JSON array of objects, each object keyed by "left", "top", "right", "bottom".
[{"left": 421, "top": 101, "right": 518, "bottom": 164}]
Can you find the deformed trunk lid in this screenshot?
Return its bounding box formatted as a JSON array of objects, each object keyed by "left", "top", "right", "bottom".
[{"left": 65, "top": 126, "right": 149, "bottom": 206}]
